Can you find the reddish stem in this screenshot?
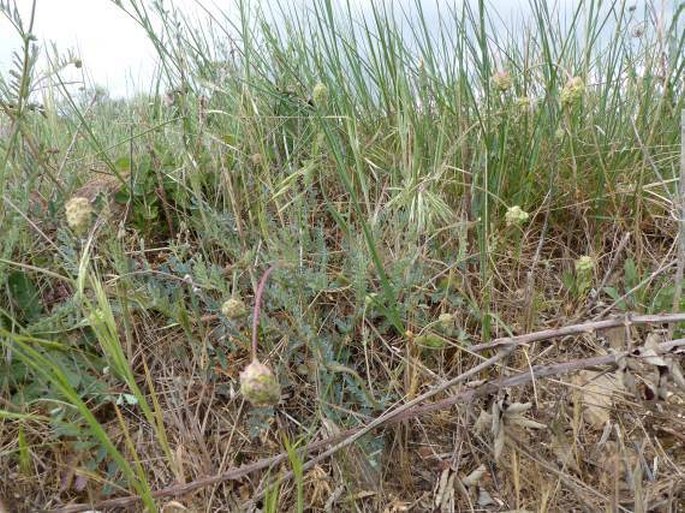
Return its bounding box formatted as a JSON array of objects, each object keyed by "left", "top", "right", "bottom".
[{"left": 252, "top": 264, "right": 277, "bottom": 360}]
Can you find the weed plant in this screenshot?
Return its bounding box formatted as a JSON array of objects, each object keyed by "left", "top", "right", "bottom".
[{"left": 0, "top": 0, "right": 684, "bottom": 511}]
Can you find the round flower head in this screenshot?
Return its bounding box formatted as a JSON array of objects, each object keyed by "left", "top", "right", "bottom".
[
  {"left": 505, "top": 205, "right": 530, "bottom": 227},
  {"left": 221, "top": 296, "right": 247, "bottom": 319},
  {"left": 575, "top": 255, "right": 595, "bottom": 273},
  {"left": 249, "top": 153, "right": 264, "bottom": 167},
  {"left": 560, "top": 76, "right": 585, "bottom": 107},
  {"left": 491, "top": 70, "right": 513, "bottom": 92},
  {"left": 516, "top": 96, "right": 533, "bottom": 114},
  {"left": 312, "top": 82, "right": 329, "bottom": 107},
  {"left": 438, "top": 312, "right": 455, "bottom": 331},
  {"left": 240, "top": 359, "right": 280, "bottom": 407},
  {"left": 65, "top": 196, "right": 93, "bottom": 234}
]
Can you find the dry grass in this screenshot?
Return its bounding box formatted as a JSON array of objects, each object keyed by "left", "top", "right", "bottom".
[{"left": 3, "top": 228, "right": 684, "bottom": 512}]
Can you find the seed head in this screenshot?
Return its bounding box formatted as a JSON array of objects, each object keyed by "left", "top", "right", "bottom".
[
  {"left": 65, "top": 196, "right": 93, "bottom": 234},
  {"left": 240, "top": 359, "right": 280, "bottom": 407},
  {"left": 574, "top": 255, "right": 595, "bottom": 297}
]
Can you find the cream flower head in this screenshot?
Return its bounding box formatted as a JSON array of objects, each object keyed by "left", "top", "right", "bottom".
[
  {"left": 312, "top": 82, "right": 329, "bottom": 107},
  {"left": 221, "top": 296, "right": 247, "bottom": 319},
  {"left": 505, "top": 205, "right": 530, "bottom": 227},
  {"left": 240, "top": 360, "right": 281, "bottom": 407},
  {"left": 561, "top": 76, "right": 585, "bottom": 107},
  {"left": 65, "top": 196, "right": 93, "bottom": 234},
  {"left": 491, "top": 70, "right": 513, "bottom": 92}
]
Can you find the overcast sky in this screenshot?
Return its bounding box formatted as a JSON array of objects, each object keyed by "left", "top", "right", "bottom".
[
  {"left": 0, "top": 0, "right": 658, "bottom": 99},
  {"left": 0, "top": 0, "right": 196, "bottom": 98}
]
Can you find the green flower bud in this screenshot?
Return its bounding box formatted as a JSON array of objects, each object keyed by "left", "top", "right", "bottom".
[
  {"left": 240, "top": 359, "right": 280, "bottom": 407},
  {"left": 515, "top": 96, "right": 533, "bottom": 113},
  {"left": 574, "top": 255, "right": 595, "bottom": 297},
  {"left": 312, "top": 82, "right": 329, "bottom": 107}
]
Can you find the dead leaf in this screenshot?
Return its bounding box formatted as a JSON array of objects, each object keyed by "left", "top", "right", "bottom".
[
  {"left": 641, "top": 332, "right": 668, "bottom": 367},
  {"left": 474, "top": 408, "right": 492, "bottom": 433},
  {"left": 462, "top": 464, "right": 487, "bottom": 488},
  {"left": 617, "top": 354, "right": 638, "bottom": 395},
  {"left": 382, "top": 496, "right": 411, "bottom": 512},
  {"left": 306, "top": 465, "right": 332, "bottom": 509},
  {"left": 598, "top": 440, "right": 639, "bottom": 496},
  {"left": 478, "top": 396, "right": 546, "bottom": 461},
  {"left": 602, "top": 326, "right": 627, "bottom": 350},
  {"left": 573, "top": 370, "right": 622, "bottom": 429},
  {"left": 670, "top": 361, "right": 685, "bottom": 391},
  {"left": 433, "top": 467, "right": 456, "bottom": 511},
  {"left": 504, "top": 401, "right": 533, "bottom": 415},
  {"left": 549, "top": 426, "right": 580, "bottom": 473},
  {"left": 161, "top": 502, "right": 188, "bottom": 512},
  {"left": 477, "top": 487, "right": 496, "bottom": 507},
  {"left": 493, "top": 426, "right": 505, "bottom": 461}
]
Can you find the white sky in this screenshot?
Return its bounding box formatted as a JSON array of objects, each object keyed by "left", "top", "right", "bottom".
[
  {"left": 0, "top": 0, "right": 209, "bottom": 98},
  {"left": 0, "top": 0, "right": 658, "bottom": 100}
]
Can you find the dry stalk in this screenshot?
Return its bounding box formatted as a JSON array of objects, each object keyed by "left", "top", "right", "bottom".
[
  {"left": 469, "top": 312, "right": 685, "bottom": 352},
  {"left": 673, "top": 109, "right": 685, "bottom": 330},
  {"left": 523, "top": 194, "right": 550, "bottom": 331}
]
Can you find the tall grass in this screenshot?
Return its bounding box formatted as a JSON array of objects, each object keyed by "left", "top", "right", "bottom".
[{"left": 1, "top": 0, "right": 683, "bottom": 510}]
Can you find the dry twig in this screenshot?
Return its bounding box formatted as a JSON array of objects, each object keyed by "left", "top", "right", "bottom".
[{"left": 469, "top": 312, "right": 685, "bottom": 352}]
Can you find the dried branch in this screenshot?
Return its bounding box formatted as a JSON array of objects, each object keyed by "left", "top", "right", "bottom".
[{"left": 469, "top": 312, "right": 685, "bottom": 352}]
